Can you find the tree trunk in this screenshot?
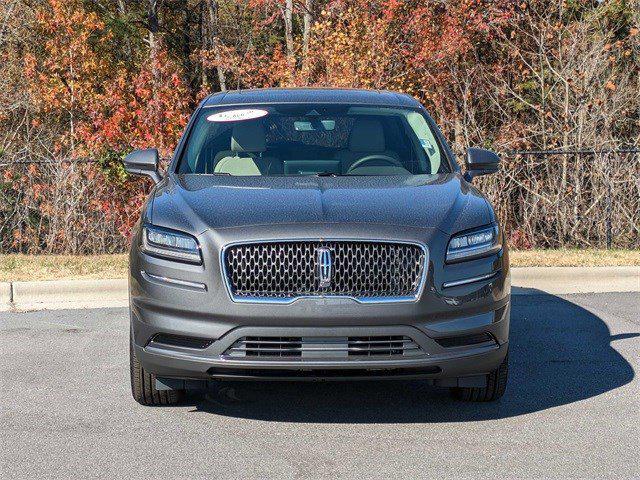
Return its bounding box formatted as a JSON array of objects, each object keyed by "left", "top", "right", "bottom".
[
  {"left": 148, "top": 0, "right": 160, "bottom": 130},
  {"left": 68, "top": 48, "right": 75, "bottom": 155},
  {"left": 148, "top": 0, "right": 159, "bottom": 60},
  {"left": 283, "top": 0, "right": 294, "bottom": 66},
  {"left": 117, "top": 0, "right": 132, "bottom": 58},
  {"left": 454, "top": 116, "right": 464, "bottom": 158},
  {"left": 181, "top": 0, "right": 195, "bottom": 95},
  {"left": 200, "top": 1, "right": 208, "bottom": 87},
  {"left": 302, "top": 0, "right": 312, "bottom": 57},
  {"left": 301, "top": 0, "right": 313, "bottom": 79},
  {"left": 206, "top": 0, "right": 226, "bottom": 91}
]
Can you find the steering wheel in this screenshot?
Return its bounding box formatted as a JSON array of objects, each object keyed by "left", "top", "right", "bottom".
[{"left": 346, "top": 155, "right": 403, "bottom": 173}]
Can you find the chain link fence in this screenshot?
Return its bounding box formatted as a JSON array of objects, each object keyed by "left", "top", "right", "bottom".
[
  {"left": 478, "top": 149, "right": 639, "bottom": 249},
  {"left": 1, "top": 150, "right": 638, "bottom": 254}
]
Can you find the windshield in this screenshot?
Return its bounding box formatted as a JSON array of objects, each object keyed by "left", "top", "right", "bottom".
[{"left": 176, "top": 103, "right": 449, "bottom": 176}]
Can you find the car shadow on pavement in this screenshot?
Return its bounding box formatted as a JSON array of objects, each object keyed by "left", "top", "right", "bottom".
[{"left": 190, "top": 292, "right": 638, "bottom": 423}]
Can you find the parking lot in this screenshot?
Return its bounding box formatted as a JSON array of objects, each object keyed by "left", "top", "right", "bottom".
[{"left": 2, "top": 292, "right": 638, "bottom": 479}]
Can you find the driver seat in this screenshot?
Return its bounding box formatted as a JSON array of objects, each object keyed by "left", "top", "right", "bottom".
[{"left": 334, "top": 118, "right": 399, "bottom": 174}]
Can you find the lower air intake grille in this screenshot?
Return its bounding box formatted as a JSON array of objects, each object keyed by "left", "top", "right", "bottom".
[
  {"left": 228, "top": 337, "right": 303, "bottom": 358},
  {"left": 434, "top": 332, "right": 495, "bottom": 348},
  {"left": 347, "top": 336, "right": 414, "bottom": 357},
  {"left": 224, "top": 336, "right": 423, "bottom": 359},
  {"left": 150, "top": 333, "right": 214, "bottom": 349}
]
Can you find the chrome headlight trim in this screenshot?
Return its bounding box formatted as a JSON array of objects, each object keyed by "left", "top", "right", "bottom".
[
  {"left": 141, "top": 224, "right": 202, "bottom": 264},
  {"left": 446, "top": 224, "right": 501, "bottom": 263}
]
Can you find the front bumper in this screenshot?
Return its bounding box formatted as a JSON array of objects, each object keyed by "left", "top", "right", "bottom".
[
  {"left": 134, "top": 324, "right": 509, "bottom": 383},
  {"left": 130, "top": 223, "right": 510, "bottom": 383},
  {"left": 131, "top": 297, "right": 510, "bottom": 383}
]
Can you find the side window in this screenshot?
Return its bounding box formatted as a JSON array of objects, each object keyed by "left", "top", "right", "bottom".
[
  {"left": 406, "top": 112, "right": 441, "bottom": 173},
  {"left": 198, "top": 126, "right": 232, "bottom": 172}
]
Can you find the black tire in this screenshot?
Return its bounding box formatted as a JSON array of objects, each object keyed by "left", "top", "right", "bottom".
[
  {"left": 130, "top": 336, "right": 184, "bottom": 406},
  {"left": 450, "top": 353, "right": 508, "bottom": 402}
]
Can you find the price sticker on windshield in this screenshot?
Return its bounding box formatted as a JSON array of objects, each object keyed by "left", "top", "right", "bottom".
[{"left": 207, "top": 109, "right": 269, "bottom": 122}]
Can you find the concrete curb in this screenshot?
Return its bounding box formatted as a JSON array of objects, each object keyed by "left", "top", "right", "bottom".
[
  {"left": 1, "top": 267, "right": 637, "bottom": 312},
  {"left": 511, "top": 266, "right": 640, "bottom": 295},
  {"left": 0, "top": 282, "right": 12, "bottom": 311},
  {"left": 8, "top": 279, "right": 128, "bottom": 311}
]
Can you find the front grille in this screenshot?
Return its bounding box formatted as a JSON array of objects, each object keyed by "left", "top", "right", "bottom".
[
  {"left": 224, "top": 336, "right": 423, "bottom": 359},
  {"left": 223, "top": 241, "right": 426, "bottom": 301}
]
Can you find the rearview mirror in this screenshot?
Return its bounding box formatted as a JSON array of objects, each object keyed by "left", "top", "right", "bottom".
[
  {"left": 124, "top": 148, "right": 161, "bottom": 184},
  {"left": 464, "top": 148, "right": 500, "bottom": 182}
]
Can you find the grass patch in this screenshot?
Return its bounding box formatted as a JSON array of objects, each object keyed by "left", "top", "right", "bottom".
[
  {"left": 0, "top": 254, "right": 129, "bottom": 282},
  {"left": 510, "top": 249, "right": 640, "bottom": 267},
  {"left": 0, "top": 249, "right": 638, "bottom": 282}
]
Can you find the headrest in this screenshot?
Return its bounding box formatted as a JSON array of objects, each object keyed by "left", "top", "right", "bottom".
[
  {"left": 349, "top": 119, "right": 385, "bottom": 152},
  {"left": 231, "top": 121, "right": 266, "bottom": 153}
]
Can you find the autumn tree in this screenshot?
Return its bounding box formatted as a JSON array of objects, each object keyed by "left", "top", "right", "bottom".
[
  {"left": 1, "top": 0, "right": 638, "bottom": 253},
  {"left": 23, "top": 0, "right": 111, "bottom": 157}
]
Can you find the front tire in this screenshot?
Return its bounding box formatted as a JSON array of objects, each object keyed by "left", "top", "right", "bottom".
[
  {"left": 451, "top": 352, "right": 508, "bottom": 402},
  {"left": 130, "top": 336, "right": 184, "bottom": 406}
]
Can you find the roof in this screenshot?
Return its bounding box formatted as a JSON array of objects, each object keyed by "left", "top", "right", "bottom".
[{"left": 202, "top": 88, "right": 421, "bottom": 108}]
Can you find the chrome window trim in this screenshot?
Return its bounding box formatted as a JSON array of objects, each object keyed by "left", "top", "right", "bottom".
[
  {"left": 442, "top": 271, "right": 499, "bottom": 289},
  {"left": 219, "top": 238, "right": 429, "bottom": 305}
]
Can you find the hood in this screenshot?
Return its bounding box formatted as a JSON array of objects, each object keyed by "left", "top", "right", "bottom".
[{"left": 150, "top": 173, "right": 493, "bottom": 235}]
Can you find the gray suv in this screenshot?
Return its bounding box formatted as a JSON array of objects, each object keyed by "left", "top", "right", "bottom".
[{"left": 125, "top": 88, "right": 510, "bottom": 405}]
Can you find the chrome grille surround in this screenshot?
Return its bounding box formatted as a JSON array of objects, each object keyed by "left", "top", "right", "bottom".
[
  {"left": 224, "top": 336, "right": 424, "bottom": 359},
  {"left": 220, "top": 239, "right": 428, "bottom": 304}
]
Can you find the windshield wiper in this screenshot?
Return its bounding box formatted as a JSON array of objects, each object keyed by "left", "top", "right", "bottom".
[{"left": 315, "top": 171, "right": 342, "bottom": 177}]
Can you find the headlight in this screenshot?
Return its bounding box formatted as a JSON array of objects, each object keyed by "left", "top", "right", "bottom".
[
  {"left": 446, "top": 224, "right": 501, "bottom": 263},
  {"left": 141, "top": 225, "right": 202, "bottom": 264}
]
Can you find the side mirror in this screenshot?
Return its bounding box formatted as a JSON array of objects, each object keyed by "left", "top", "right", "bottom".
[
  {"left": 123, "top": 148, "right": 161, "bottom": 184},
  {"left": 464, "top": 147, "right": 500, "bottom": 182}
]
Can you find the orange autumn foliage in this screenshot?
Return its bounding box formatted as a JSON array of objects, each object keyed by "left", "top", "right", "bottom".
[{"left": 3, "top": 0, "right": 637, "bottom": 253}]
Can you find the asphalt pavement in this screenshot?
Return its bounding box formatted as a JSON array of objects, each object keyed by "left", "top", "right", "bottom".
[{"left": 1, "top": 292, "right": 639, "bottom": 479}]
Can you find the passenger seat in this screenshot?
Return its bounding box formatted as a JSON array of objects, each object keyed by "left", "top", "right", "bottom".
[{"left": 214, "top": 121, "right": 277, "bottom": 175}]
